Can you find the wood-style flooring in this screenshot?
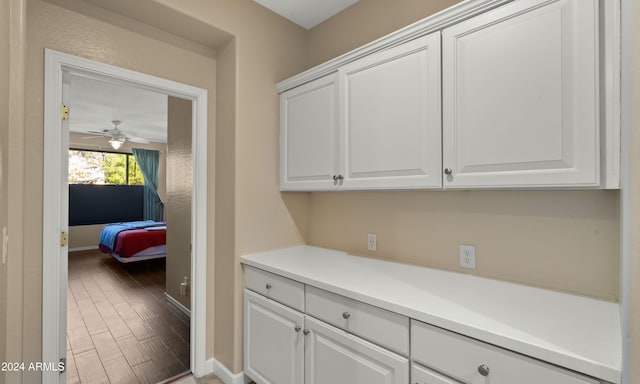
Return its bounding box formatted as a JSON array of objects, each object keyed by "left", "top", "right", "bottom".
[
  {"left": 167, "top": 373, "right": 224, "bottom": 384},
  {"left": 67, "top": 249, "right": 190, "bottom": 384}
]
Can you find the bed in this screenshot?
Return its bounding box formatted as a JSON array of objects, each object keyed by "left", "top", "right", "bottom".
[{"left": 98, "top": 220, "right": 167, "bottom": 263}]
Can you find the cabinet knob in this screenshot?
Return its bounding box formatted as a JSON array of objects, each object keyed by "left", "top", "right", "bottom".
[
  {"left": 303, "top": 329, "right": 310, "bottom": 335},
  {"left": 265, "top": 283, "right": 272, "bottom": 290},
  {"left": 444, "top": 168, "right": 453, "bottom": 175},
  {"left": 478, "top": 364, "right": 490, "bottom": 376},
  {"left": 342, "top": 311, "right": 350, "bottom": 319},
  {"left": 336, "top": 174, "right": 344, "bottom": 181},
  {"left": 294, "top": 325, "right": 301, "bottom": 332},
  {"left": 332, "top": 175, "right": 338, "bottom": 181}
]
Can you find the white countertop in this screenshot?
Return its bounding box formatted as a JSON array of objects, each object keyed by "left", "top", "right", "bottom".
[{"left": 241, "top": 245, "right": 621, "bottom": 383}]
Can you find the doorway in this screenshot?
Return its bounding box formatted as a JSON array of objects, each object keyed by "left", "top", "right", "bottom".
[
  {"left": 42, "top": 49, "right": 209, "bottom": 384},
  {"left": 66, "top": 75, "right": 193, "bottom": 382}
]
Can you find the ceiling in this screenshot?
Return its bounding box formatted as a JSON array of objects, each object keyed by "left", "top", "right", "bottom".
[
  {"left": 66, "top": 0, "right": 361, "bottom": 144},
  {"left": 68, "top": 74, "right": 168, "bottom": 143},
  {"left": 253, "top": 0, "right": 360, "bottom": 29}
]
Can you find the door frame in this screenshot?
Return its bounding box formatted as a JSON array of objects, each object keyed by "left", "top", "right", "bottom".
[{"left": 42, "top": 48, "right": 209, "bottom": 382}]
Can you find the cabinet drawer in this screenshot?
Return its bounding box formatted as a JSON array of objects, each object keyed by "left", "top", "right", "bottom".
[
  {"left": 411, "top": 321, "right": 598, "bottom": 384},
  {"left": 244, "top": 266, "right": 305, "bottom": 312},
  {"left": 412, "top": 362, "right": 461, "bottom": 384},
  {"left": 306, "top": 286, "right": 409, "bottom": 355}
]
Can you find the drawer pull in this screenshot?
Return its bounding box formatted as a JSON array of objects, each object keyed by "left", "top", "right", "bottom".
[
  {"left": 294, "top": 325, "right": 301, "bottom": 332},
  {"left": 342, "top": 311, "right": 351, "bottom": 319},
  {"left": 478, "top": 364, "right": 490, "bottom": 376},
  {"left": 303, "top": 329, "right": 310, "bottom": 335},
  {"left": 265, "top": 283, "right": 272, "bottom": 290}
]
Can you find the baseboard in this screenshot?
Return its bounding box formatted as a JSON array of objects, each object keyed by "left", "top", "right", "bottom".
[
  {"left": 209, "top": 358, "right": 248, "bottom": 384},
  {"left": 204, "top": 358, "right": 215, "bottom": 375},
  {"left": 69, "top": 245, "right": 99, "bottom": 252},
  {"left": 164, "top": 292, "right": 191, "bottom": 317}
]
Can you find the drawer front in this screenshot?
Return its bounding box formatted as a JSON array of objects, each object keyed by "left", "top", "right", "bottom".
[
  {"left": 412, "top": 362, "right": 461, "bottom": 384},
  {"left": 306, "top": 286, "right": 409, "bottom": 355},
  {"left": 244, "top": 266, "right": 305, "bottom": 312},
  {"left": 411, "top": 321, "right": 598, "bottom": 384}
]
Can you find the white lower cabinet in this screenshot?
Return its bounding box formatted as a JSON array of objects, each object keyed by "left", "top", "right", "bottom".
[
  {"left": 305, "top": 316, "right": 409, "bottom": 384},
  {"left": 244, "top": 278, "right": 409, "bottom": 384},
  {"left": 411, "top": 320, "right": 599, "bottom": 384},
  {"left": 244, "top": 290, "right": 304, "bottom": 384},
  {"left": 305, "top": 286, "right": 410, "bottom": 355},
  {"left": 244, "top": 267, "right": 610, "bottom": 384}
]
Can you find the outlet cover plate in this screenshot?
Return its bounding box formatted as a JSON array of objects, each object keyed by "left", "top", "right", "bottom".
[
  {"left": 367, "top": 233, "right": 377, "bottom": 251},
  {"left": 459, "top": 244, "right": 476, "bottom": 269}
]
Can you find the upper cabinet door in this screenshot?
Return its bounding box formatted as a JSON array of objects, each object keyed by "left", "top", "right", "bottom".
[
  {"left": 280, "top": 74, "right": 339, "bottom": 191},
  {"left": 442, "top": 0, "right": 600, "bottom": 188},
  {"left": 339, "top": 32, "right": 442, "bottom": 190}
]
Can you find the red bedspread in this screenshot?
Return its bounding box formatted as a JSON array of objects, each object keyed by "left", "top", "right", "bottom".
[{"left": 99, "top": 228, "right": 166, "bottom": 258}]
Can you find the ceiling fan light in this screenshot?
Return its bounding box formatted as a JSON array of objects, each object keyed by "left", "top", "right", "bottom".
[{"left": 109, "top": 139, "right": 123, "bottom": 150}]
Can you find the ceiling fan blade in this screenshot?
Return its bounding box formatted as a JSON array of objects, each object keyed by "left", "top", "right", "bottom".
[
  {"left": 87, "top": 130, "right": 110, "bottom": 136},
  {"left": 127, "top": 137, "right": 150, "bottom": 144},
  {"left": 81, "top": 136, "right": 104, "bottom": 140}
]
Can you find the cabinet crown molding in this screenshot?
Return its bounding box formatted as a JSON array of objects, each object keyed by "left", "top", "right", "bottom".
[{"left": 276, "top": 0, "right": 513, "bottom": 93}]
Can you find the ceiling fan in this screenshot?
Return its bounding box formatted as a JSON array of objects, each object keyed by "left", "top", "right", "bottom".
[{"left": 86, "top": 120, "right": 150, "bottom": 150}]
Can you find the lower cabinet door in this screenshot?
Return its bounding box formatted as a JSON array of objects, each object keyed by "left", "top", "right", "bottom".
[
  {"left": 244, "top": 289, "right": 304, "bottom": 384},
  {"left": 304, "top": 315, "right": 409, "bottom": 384}
]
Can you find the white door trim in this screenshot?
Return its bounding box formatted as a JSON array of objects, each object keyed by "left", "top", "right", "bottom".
[{"left": 42, "top": 48, "right": 209, "bottom": 382}]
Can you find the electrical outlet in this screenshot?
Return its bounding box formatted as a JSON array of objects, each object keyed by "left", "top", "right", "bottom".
[
  {"left": 459, "top": 245, "right": 476, "bottom": 269},
  {"left": 367, "top": 233, "right": 377, "bottom": 251},
  {"left": 181, "top": 276, "right": 190, "bottom": 296}
]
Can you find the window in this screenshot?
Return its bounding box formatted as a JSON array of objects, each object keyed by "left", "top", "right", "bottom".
[{"left": 69, "top": 149, "right": 145, "bottom": 185}]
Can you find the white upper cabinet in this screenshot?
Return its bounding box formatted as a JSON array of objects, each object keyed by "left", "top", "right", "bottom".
[
  {"left": 277, "top": 0, "right": 619, "bottom": 191},
  {"left": 280, "top": 74, "right": 338, "bottom": 191},
  {"left": 339, "top": 32, "right": 442, "bottom": 189},
  {"left": 442, "top": 0, "right": 600, "bottom": 188},
  {"left": 280, "top": 32, "right": 441, "bottom": 191}
]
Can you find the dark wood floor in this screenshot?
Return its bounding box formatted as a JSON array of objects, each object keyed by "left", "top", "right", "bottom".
[{"left": 67, "top": 250, "right": 190, "bottom": 384}]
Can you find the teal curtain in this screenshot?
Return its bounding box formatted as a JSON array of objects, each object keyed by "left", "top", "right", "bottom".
[{"left": 132, "top": 148, "right": 164, "bottom": 221}]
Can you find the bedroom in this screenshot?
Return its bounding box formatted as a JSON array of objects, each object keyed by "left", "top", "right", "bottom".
[{"left": 66, "top": 73, "right": 194, "bottom": 383}]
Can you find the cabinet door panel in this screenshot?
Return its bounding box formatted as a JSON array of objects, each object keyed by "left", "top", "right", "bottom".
[
  {"left": 443, "top": 0, "right": 599, "bottom": 188},
  {"left": 340, "top": 32, "right": 442, "bottom": 189},
  {"left": 244, "top": 290, "right": 304, "bottom": 384},
  {"left": 281, "top": 74, "right": 338, "bottom": 190},
  {"left": 305, "top": 316, "right": 409, "bottom": 384}
]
